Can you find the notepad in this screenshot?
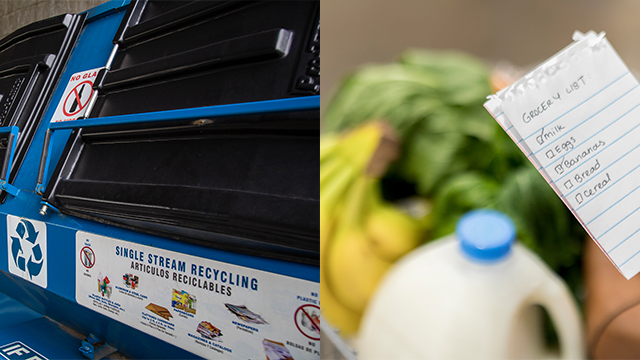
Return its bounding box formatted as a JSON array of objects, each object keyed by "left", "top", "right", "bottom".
[{"left": 485, "top": 31, "right": 640, "bottom": 279}]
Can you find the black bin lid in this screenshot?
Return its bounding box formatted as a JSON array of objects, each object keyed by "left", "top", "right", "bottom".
[
  {"left": 44, "top": 1, "right": 320, "bottom": 265},
  {"left": 91, "top": 0, "right": 320, "bottom": 117},
  {"left": 0, "top": 13, "right": 83, "bottom": 200}
]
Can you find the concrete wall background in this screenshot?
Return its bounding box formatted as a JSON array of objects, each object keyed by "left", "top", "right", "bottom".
[{"left": 0, "top": 0, "right": 107, "bottom": 39}]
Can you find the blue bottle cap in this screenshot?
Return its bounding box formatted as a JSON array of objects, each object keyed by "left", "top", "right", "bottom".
[{"left": 456, "top": 209, "right": 516, "bottom": 262}]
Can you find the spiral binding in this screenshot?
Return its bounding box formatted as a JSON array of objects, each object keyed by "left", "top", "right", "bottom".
[{"left": 495, "top": 31, "right": 607, "bottom": 103}]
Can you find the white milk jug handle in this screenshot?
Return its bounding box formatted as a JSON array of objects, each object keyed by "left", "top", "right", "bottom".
[{"left": 533, "top": 276, "right": 585, "bottom": 359}]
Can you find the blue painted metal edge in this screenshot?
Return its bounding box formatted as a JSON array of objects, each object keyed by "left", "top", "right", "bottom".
[
  {"left": 0, "top": 127, "right": 18, "bottom": 136},
  {"left": 0, "top": 127, "right": 20, "bottom": 197},
  {"left": 83, "top": 0, "right": 131, "bottom": 21},
  {"left": 50, "top": 96, "right": 320, "bottom": 130}
]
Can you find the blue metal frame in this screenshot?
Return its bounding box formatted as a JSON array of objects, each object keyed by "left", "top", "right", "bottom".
[
  {"left": 50, "top": 96, "right": 319, "bottom": 130},
  {"left": 25, "top": 0, "right": 318, "bottom": 288},
  {"left": 0, "top": 126, "right": 20, "bottom": 197},
  {"left": 38, "top": 95, "right": 319, "bottom": 195},
  {"left": 0, "top": 1, "right": 320, "bottom": 358},
  {"left": 82, "top": 0, "right": 130, "bottom": 21},
  {"left": 0, "top": 4, "right": 204, "bottom": 358}
]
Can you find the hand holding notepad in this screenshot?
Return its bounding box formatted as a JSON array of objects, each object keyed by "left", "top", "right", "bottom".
[{"left": 485, "top": 31, "right": 640, "bottom": 279}]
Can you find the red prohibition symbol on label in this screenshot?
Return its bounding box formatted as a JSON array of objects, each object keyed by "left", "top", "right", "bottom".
[
  {"left": 294, "top": 304, "right": 320, "bottom": 340},
  {"left": 63, "top": 80, "right": 93, "bottom": 116},
  {"left": 80, "top": 246, "right": 95, "bottom": 269}
]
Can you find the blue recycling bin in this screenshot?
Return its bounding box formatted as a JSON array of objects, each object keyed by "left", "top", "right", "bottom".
[{"left": 0, "top": 1, "right": 320, "bottom": 359}]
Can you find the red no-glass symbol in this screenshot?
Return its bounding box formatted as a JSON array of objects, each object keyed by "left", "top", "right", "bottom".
[
  {"left": 80, "top": 246, "right": 95, "bottom": 269},
  {"left": 63, "top": 81, "right": 93, "bottom": 116}
]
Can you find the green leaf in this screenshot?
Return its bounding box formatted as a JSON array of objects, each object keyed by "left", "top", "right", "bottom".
[
  {"left": 323, "top": 64, "right": 442, "bottom": 136},
  {"left": 429, "top": 172, "right": 501, "bottom": 239},
  {"left": 496, "top": 167, "right": 584, "bottom": 270},
  {"left": 398, "top": 117, "right": 464, "bottom": 195},
  {"left": 399, "top": 49, "right": 492, "bottom": 106}
]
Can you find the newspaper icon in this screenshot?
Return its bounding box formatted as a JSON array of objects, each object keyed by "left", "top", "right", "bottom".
[{"left": 224, "top": 303, "right": 268, "bottom": 324}]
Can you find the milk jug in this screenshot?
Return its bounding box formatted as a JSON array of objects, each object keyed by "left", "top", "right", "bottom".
[{"left": 359, "top": 209, "right": 584, "bottom": 359}]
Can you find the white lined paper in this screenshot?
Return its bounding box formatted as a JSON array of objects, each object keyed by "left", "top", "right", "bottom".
[{"left": 485, "top": 31, "right": 640, "bottom": 279}]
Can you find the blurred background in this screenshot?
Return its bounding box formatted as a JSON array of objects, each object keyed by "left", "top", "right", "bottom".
[
  {"left": 321, "top": 1, "right": 640, "bottom": 359},
  {"left": 322, "top": 0, "right": 640, "bottom": 112}
]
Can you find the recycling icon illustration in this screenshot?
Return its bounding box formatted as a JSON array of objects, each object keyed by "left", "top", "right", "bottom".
[
  {"left": 10, "top": 220, "right": 42, "bottom": 278},
  {"left": 7, "top": 216, "right": 47, "bottom": 288}
]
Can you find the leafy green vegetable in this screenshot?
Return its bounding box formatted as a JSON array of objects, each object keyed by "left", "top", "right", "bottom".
[
  {"left": 324, "top": 63, "right": 442, "bottom": 137},
  {"left": 495, "top": 167, "right": 585, "bottom": 303},
  {"left": 429, "top": 172, "right": 501, "bottom": 239},
  {"left": 325, "top": 50, "right": 529, "bottom": 194},
  {"left": 497, "top": 167, "right": 583, "bottom": 267},
  {"left": 400, "top": 50, "right": 493, "bottom": 106}
]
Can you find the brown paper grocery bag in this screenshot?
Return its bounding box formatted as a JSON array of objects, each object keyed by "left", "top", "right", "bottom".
[{"left": 585, "top": 238, "right": 640, "bottom": 358}]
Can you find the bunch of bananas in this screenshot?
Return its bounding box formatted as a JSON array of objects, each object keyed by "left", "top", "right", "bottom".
[{"left": 321, "top": 122, "right": 426, "bottom": 335}]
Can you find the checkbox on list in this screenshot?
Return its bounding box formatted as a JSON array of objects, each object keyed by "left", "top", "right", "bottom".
[
  {"left": 576, "top": 193, "right": 583, "bottom": 204},
  {"left": 546, "top": 150, "right": 555, "bottom": 159},
  {"left": 564, "top": 180, "right": 573, "bottom": 190},
  {"left": 555, "top": 165, "right": 564, "bottom": 175}
]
